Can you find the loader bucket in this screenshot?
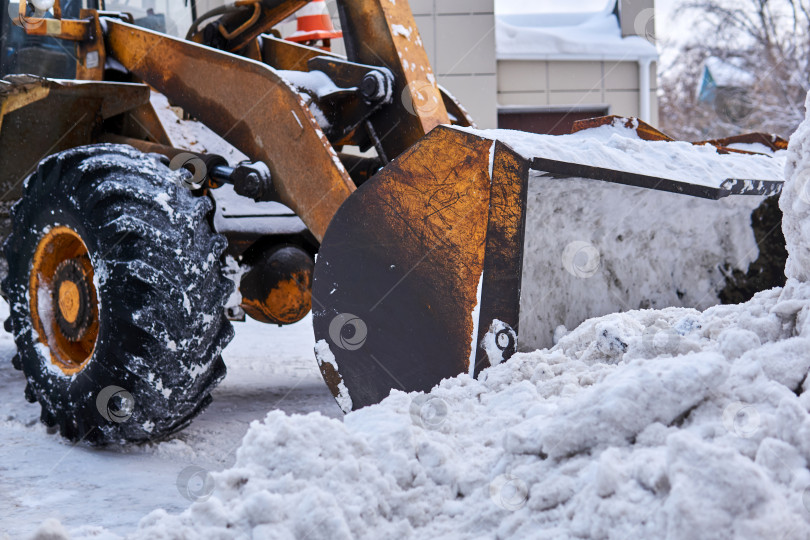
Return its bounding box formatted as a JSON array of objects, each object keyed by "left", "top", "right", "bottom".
[
  {"left": 312, "top": 126, "right": 529, "bottom": 411},
  {"left": 313, "top": 119, "right": 785, "bottom": 412}
]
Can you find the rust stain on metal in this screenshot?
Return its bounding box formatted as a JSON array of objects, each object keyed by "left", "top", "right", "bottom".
[
  {"left": 572, "top": 115, "right": 675, "bottom": 142},
  {"left": 317, "top": 354, "right": 345, "bottom": 404},
  {"left": 696, "top": 133, "right": 789, "bottom": 153},
  {"left": 312, "top": 126, "right": 498, "bottom": 409},
  {"left": 573, "top": 115, "right": 789, "bottom": 156},
  {"left": 242, "top": 272, "right": 313, "bottom": 325}
]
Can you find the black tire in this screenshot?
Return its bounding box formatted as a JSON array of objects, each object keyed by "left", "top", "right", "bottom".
[{"left": 2, "top": 144, "right": 234, "bottom": 444}]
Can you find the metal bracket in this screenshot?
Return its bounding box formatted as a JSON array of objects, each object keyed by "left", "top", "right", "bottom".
[{"left": 299, "top": 56, "right": 394, "bottom": 143}]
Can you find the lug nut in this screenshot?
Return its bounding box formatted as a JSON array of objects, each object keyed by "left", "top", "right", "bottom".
[{"left": 361, "top": 72, "right": 386, "bottom": 102}]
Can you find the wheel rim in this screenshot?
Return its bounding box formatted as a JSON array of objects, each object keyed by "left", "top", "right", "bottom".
[{"left": 29, "top": 226, "right": 99, "bottom": 375}]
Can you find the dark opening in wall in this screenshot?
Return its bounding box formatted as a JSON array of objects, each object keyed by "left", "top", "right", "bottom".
[{"left": 498, "top": 107, "right": 610, "bottom": 135}]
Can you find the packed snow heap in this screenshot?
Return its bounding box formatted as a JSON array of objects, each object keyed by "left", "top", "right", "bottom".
[{"left": 49, "top": 99, "right": 810, "bottom": 539}]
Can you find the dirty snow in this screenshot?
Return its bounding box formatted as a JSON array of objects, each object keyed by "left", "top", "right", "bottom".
[{"left": 29, "top": 95, "right": 810, "bottom": 540}]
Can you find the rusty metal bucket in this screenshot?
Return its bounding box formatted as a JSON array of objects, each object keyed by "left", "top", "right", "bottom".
[{"left": 312, "top": 121, "right": 785, "bottom": 412}]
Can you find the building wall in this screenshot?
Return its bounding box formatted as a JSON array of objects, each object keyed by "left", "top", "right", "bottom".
[
  {"left": 409, "top": 0, "right": 498, "bottom": 128},
  {"left": 497, "top": 59, "right": 659, "bottom": 127}
]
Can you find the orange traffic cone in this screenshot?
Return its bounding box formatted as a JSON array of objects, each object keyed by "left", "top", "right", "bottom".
[{"left": 286, "top": 0, "right": 342, "bottom": 50}]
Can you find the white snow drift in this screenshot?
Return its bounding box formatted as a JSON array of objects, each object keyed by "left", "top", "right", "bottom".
[{"left": 38, "top": 100, "right": 810, "bottom": 539}]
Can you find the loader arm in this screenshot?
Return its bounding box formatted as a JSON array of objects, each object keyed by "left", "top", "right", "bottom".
[
  {"left": 12, "top": 0, "right": 466, "bottom": 241},
  {"left": 102, "top": 0, "right": 454, "bottom": 237},
  {"left": 104, "top": 18, "right": 354, "bottom": 242}
]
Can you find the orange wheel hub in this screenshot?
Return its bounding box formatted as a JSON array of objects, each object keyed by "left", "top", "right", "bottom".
[{"left": 29, "top": 226, "right": 99, "bottom": 375}]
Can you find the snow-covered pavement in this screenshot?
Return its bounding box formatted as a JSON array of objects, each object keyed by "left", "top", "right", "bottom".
[{"left": 0, "top": 309, "right": 340, "bottom": 538}]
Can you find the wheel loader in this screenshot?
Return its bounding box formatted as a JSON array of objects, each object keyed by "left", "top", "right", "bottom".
[{"left": 0, "top": 0, "right": 787, "bottom": 444}]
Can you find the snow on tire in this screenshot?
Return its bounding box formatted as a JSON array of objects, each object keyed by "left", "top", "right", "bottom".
[{"left": 1, "top": 144, "right": 234, "bottom": 444}]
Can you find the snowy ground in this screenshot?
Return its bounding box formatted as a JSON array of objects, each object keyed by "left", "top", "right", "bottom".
[{"left": 0, "top": 308, "right": 339, "bottom": 538}]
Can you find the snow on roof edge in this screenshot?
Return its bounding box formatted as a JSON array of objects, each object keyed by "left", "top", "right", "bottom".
[{"left": 495, "top": 2, "right": 658, "bottom": 62}]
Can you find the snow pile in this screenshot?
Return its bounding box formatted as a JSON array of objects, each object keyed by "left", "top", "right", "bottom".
[
  {"left": 781, "top": 94, "right": 810, "bottom": 284},
  {"left": 496, "top": 1, "right": 657, "bottom": 60},
  {"left": 126, "top": 285, "right": 810, "bottom": 539},
  {"left": 101, "top": 106, "right": 810, "bottom": 539}
]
